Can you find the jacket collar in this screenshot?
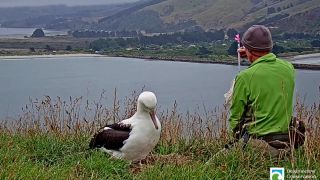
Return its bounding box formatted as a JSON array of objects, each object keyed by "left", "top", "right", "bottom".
[{"left": 249, "top": 53, "right": 276, "bottom": 68}]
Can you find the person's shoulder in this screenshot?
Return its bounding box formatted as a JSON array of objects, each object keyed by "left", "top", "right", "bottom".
[
  {"left": 276, "top": 56, "right": 295, "bottom": 70},
  {"left": 276, "top": 56, "right": 292, "bottom": 65},
  {"left": 237, "top": 68, "right": 251, "bottom": 80}
]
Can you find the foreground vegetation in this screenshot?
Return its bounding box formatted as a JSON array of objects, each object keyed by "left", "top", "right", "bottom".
[{"left": 0, "top": 91, "right": 319, "bottom": 179}]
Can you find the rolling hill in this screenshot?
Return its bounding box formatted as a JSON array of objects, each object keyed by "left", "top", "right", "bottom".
[
  {"left": 98, "top": 0, "right": 320, "bottom": 33},
  {"left": 1, "top": 0, "right": 319, "bottom": 34},
  {"left": 0, "top": 4, "right": 133, "bottom": 30}
]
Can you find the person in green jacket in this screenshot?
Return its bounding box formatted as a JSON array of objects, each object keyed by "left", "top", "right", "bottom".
[{"left": 229, "top": 25, "right": 295, "bottom": 158}]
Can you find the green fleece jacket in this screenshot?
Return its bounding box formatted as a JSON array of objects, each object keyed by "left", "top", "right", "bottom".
[{"left": 229, "top": 53, "right": 295, "bottom": 136}]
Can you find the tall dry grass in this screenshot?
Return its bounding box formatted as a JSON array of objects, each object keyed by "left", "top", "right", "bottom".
[
  {"left": 0, "top": 89, "right": 228, "bottom": 140},
  {"left": 294, "top": 96, "right": 320, "bottom": 167},
  {"left": 0, "top": 89, "right": 319, "bottom": 166}
]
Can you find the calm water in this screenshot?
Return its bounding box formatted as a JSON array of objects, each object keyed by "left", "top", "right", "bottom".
[
  {"left": 0, "top": 27, "right": 67, "bottom": 38},
  {"left": 0, "top": 55, "right": 319, "bottom": 119}
]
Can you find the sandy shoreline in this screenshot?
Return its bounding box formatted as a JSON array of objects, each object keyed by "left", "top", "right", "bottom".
[
  {"left": 292, "top": 53, "right": 320, "bottom": 60},
  {"left": 0, "top": 53, "right": 105, "bottom": 60}
]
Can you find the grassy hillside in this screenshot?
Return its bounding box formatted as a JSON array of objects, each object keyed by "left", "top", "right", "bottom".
[
  {"left": 98, "top": 0, "right": 320, "bottom": 33},
  {"left": 1, "top": 0, "right": 318, "bottom": 33},
  {"left": 0, "top": 4, "right": 132, "bottom": 30}
]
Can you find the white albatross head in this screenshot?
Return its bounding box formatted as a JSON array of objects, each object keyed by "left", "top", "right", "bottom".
[{"left": 137, "top": 91, "right": 158, "bottom": 130}]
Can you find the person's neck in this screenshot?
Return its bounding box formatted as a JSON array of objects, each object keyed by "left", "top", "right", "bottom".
[{"left": 249, "top": 52, "right": 269, "bottom": 63}]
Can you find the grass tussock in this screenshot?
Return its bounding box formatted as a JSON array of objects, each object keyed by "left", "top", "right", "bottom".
[{"left": 0, "top": 90, "right": 319, "bottom": 179}]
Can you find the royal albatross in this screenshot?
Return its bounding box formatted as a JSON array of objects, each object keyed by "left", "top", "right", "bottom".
[{"left": 89, "top": 91, "right": 161, "bottom": 162}]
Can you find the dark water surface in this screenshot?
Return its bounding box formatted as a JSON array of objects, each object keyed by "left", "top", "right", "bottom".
[{"left": 0, "top": 55, "right": 319, "bottom": 119}]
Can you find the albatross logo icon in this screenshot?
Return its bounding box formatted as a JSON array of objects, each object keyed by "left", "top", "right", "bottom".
[{"left": 270, "top": 168, "right": 284, "bottom": 180}]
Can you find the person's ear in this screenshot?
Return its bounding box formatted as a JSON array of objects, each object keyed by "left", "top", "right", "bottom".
[
  {"left": 245, "top": 49, "right": 251, "bottom": 59},
  {"left": 246, "top": 49, "right": 254, "bottom": 62}
]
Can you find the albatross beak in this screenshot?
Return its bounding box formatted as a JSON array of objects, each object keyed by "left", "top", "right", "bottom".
[{"left": 149, "top": 110, "right": 158, "bottom": 130}]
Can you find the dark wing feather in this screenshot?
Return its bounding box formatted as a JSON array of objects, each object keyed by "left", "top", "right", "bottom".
[
  {"left": 106, "top": 123, "right": 131, "bottom": 131},
  {"left": 90, "top": 125, "right": 131, "bottom": 150}
]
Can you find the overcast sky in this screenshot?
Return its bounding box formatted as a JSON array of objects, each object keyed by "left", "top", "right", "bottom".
[{"left": 0, "top": 0, "right": 140, "bottom": 7}]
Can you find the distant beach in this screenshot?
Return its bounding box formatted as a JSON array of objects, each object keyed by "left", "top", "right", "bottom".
[
  {"left": 291, "top": 53, "right": 320, "bottom": 66},
  {"left": 0, "top": 54, "right": 105, "bottom": 60},
  {"left": 292, "top": 53, "right": 320, "bottom": 60}
]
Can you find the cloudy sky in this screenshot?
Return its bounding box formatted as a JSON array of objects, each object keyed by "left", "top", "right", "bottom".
[{"left": 0, "top": 0, "right": 140, "bottom": 7}]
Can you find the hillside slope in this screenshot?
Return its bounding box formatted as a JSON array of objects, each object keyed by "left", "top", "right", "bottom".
[
  {"left": 98, "top": 0, "right": 320, "bottom": 33},
  {"left": 0, "top": 4, "right": 133, "bottom": 30}
]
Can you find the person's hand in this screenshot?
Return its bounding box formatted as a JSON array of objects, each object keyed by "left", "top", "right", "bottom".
[{"left": 237, "top": 47, "right": 247, "bottom": 58}]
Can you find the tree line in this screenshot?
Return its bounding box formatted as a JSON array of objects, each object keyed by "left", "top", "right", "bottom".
[
  {"left": 89, "top": 30, "right": 225, "bottom": 51},
  {"left": 88, "top": 28, "right": 320, "bottom": 56},
  {"left": 72, "top": 30, "right": 140, "bottom": 38}
]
